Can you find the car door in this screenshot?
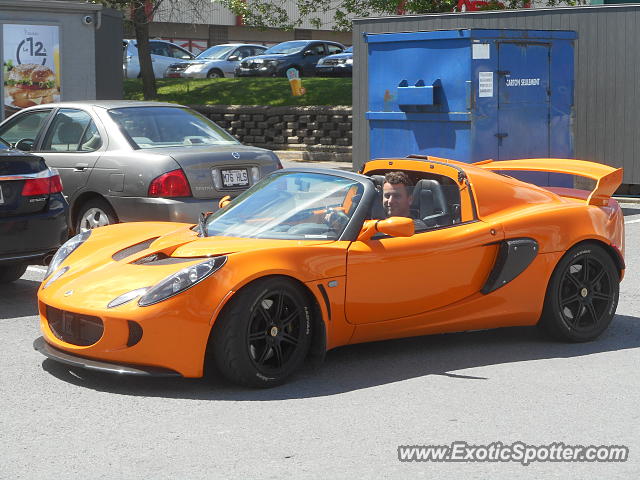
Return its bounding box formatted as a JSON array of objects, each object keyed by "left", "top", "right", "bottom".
[
  {"left": 302, "top": 43, "right": 326, "bottom": 76},
  {"left": 36, "top": 108, "right": 104, "bottom": 202},
  {"left": 345, "top": 173, "right": 500, "bottom": 325},
  {"left": 225, "top": 46, "right": 255, "bottom": 76},
  {"left": 0, "top": 109, "right": 53, "bottom": 151}
]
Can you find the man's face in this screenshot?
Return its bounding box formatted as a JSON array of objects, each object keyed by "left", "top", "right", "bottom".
[{"left": 383, "top": 182, "right": 412, "bottom": 217}]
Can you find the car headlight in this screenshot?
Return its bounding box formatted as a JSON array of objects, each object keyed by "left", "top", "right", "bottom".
[
  {"left": 346, "top": 58, "right": 353, "bottom": 65},
  {"left": 186, "top": 62, "right": 206, "bottom": 70},
  {"left": 253, "top": 58, "right": 265, "bottom": 64},
  {"left": 44, "top": 231, "right": 91, "bottom": 280},
  {"left": 138, "top": 256, "right": 227, "bottom": 307}
]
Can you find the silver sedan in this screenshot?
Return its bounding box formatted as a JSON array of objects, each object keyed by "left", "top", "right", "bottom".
[{"left": 0, "top": 101, "right": 282, "bottom": 232}]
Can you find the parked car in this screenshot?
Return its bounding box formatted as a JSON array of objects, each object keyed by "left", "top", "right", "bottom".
[
  {"left": 0, "top": 101, "right": 282, "bottom": 233},
  {"left": 166, "top": 43, "right": 268, "bottom": 79},
  {"left": 315, "top": 46, "right": 353, "bottom": 77},
  {"left": 236, "top": 40, "right": 345, "bottom": 77},
  {"left": 0, "top": 138, "right": 68, "bottom": 283},
  {"left": 123, "top": 39, "right": 195, "bottom": 79},
  {"left": 34, "top": 157, "right": 624, "bottom": 387}
]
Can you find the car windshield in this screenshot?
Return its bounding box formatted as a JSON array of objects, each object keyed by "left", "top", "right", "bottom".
[
  {"left": 196, "top": 45, "right": 235, "bottom": 60},
  {"left": 108, "top": 106, "right": 239, "bottom": 149},
  {"left": 263, "top": 41, "right": 309, "bottom": 55},
  {"left": 205, "top": 171, "right": 364, "bottom": 240}
]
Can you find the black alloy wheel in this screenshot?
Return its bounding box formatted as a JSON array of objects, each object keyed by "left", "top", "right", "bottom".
[
  {"left": 210, "top": 277, "right": 312, "bottom": 387},
  {"left": 539, "top": 243, "right": 619, "bottom": 342}
]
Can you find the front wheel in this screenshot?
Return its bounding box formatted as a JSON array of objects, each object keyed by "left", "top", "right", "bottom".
[
  {"left": 210, "top": 277, "right": 312, "bottom": 387},
  {"left": 538, "top": 243, "right": 619, "bottom": 342},
  {"left": 207, "top": 69, "right": 224, "bottom": 78}
]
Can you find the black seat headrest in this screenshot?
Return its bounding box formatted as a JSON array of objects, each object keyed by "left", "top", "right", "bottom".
[
  {"left": 368, "top": 175, "right": 387, "bottom": 220},
  {"left": 410, "top": 179, "right": 452, "bottom": 227}
]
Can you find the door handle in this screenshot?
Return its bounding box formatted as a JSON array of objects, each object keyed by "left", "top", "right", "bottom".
[{"left": 74, "top": 163, "right": 89, "bottom": 172}]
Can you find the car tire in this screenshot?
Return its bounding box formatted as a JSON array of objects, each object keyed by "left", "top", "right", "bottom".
[
  {"left": 0, "top": 263, "right": 28, "bottom": 283},
  {"left": 538, "top": 242, "right": 619, "bottom": 342},
  {"left": 210, "top": 277, "right": 312, "bottom": 388},
  {"left": 207, "top": 69, "right": 224, "bottom": 78},
  {"left": 75, "top": 198, "right": 118, "bottom": 233}
]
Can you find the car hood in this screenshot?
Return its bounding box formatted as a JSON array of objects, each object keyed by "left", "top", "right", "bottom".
[
  {"left": 242, "top": 54, "right": 290, "bottom": 63},
  {"left": 322, "top": 53, "right": 352, "bottom": 61},
  {"left": 76, "top": 222, "right": 333, "bottom": 263},
  {"left": 40, "top": 222, "right": 335, "bottom": 309},
  {"left": 144, "top": 144, "right": 280, "bottom": 199}
]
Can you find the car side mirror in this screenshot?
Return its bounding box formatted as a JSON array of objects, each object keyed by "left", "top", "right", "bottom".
[
  {"left": 303, "top": 50, "right": 313, "bottom": 56},
  {"left": 218, "top": 195, "right": 231, "bottom": 209},
  {"left": 15, "top": 138, "right": 35, "bottom": 151},
  {"left": 227, "top": 55, "right": 239, "bottom": 61},
  {"left": 357, "top": 217, "right": 415, "bottom": 241}
]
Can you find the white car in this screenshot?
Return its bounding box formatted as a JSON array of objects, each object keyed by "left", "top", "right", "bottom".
[
  {"left": 123, "top": 39, "right": 195, "bottom": 79},
  {"left": 165, "top": 43, "right": 267, "bottom": 79}
]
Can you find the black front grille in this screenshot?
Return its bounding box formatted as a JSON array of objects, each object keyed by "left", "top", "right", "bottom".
[{"left": 47, "top": 306, "right": 103, "bottom": 346}]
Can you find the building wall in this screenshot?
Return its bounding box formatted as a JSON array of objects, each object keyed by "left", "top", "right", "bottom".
[
  {"left": 0, "top": 0, "right": 122, "bottom": 120},
  {"left": 152, "top": 0, "right": 359, "bottom": 31},
  {"left": 352, "top": 5, "right": 640, "bottom": 185}
]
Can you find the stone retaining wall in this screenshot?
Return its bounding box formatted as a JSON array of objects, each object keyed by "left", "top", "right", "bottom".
[{"left": 191, "top": 105, "right": 352, "bottom": 160}]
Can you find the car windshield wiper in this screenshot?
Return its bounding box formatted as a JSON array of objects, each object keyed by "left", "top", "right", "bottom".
[{"left": 199, "top": 211, "right": 212, "bottom": 237}]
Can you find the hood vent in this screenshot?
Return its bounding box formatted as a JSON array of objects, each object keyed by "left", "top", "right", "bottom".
[
  {"left": 112, "top": 237, "right": 159, "bottom": 261},
  {"left": 132, "top": 253, "right": 196, "bottom": 265}
]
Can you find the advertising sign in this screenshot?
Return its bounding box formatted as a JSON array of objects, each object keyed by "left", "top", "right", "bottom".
[{"left": 3, "top": 24, "right": 60, "bottom": 117}]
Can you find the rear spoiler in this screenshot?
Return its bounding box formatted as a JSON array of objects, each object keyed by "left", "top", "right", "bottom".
[{"left": 474, "top": 158, "right": 623, "bottom": 206}]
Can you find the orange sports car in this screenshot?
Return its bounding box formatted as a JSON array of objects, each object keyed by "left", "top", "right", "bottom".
[{"left": 34, "top": 156, "right": 625, "bottom": 387}]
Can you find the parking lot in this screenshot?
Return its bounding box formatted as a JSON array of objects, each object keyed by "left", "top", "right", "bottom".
[{"left": 1, "top": 181, "right": 638, "bottom": 478}]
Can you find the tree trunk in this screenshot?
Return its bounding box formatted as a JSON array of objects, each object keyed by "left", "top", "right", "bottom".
[{"left": 132, "top": 1, "right": 157, "bottom": 100}]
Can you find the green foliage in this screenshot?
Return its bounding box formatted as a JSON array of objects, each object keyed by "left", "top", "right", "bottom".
[
  {"left": 123, "top": 77, "right": 353, "bottom": 106},
  {"left": 220, "top": 0, "right": 588, "bottom": 31}
]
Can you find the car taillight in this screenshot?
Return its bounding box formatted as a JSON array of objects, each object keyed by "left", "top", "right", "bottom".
[
  {"left": 148, "top": 169, "right": 192, "bottom": 197},
  {"left": 21, "top": 174, "right": 63, "bottom": 196}
]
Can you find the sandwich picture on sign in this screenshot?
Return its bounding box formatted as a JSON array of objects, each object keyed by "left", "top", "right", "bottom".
[{"left": 3, "top": 24, "right": 60, "bottom": 114}]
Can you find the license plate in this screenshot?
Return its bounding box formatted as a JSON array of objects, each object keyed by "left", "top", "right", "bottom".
[
  {"left": 0, "top": 185, "right": 4, "bottom": 205},
  {"left": 221, "top": 169, "right": 249, "bottom": 187},
  {"left": 167, "top": 73, "right": 181, "bottom": 78}
]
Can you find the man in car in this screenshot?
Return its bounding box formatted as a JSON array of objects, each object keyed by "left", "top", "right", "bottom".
[{"left": 382, "top": 171, "right": 427, "bottom": 231}]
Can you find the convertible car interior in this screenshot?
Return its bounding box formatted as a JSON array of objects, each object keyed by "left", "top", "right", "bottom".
[{"left": 367, "top": 172, "right": 462, "bottom": 229}]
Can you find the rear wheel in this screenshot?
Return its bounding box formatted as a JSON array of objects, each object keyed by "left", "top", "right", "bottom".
[
  {"left": 210, "top": 277, "right": 312, "bottom": 388},
  {"left": 0, "top": 263, "right": 28, "bottom": 283},
  {"left": 75, "top": 198, "right": 118, "bottom": 233},
  {"left": 539, "top": 243, "right": 619, "bottom": 342}
]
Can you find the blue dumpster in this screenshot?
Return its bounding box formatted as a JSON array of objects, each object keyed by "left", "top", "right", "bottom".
[{"left": 365, "top": 29, "right": 577, "bottom": 186}]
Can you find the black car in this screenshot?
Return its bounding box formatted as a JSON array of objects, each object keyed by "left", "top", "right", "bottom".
[
  {"left": 236, "top": 40, "right": 345, "bottom": 77},
  {"left": 0, "top": 138, "right": 68, "bottom": 283},
  {"left": 315, "top": 46, "right": 353, "bottom": 77}
]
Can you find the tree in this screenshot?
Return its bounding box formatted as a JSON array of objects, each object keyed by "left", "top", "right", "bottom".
[
  {"left": 221, "top": 0, "right": 586, "bottom": 32},
  {"left": 93, "top": 0, "right": 211, "bottom": 99}
]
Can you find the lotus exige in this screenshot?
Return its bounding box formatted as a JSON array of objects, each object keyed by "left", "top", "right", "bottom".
[{"left": 34, "top": 157, "right": 625, "bottom": 387}]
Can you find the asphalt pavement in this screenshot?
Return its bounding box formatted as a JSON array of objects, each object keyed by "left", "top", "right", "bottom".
[{"left": 1, "top": 170, "right": 639, "bottom": 479}]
